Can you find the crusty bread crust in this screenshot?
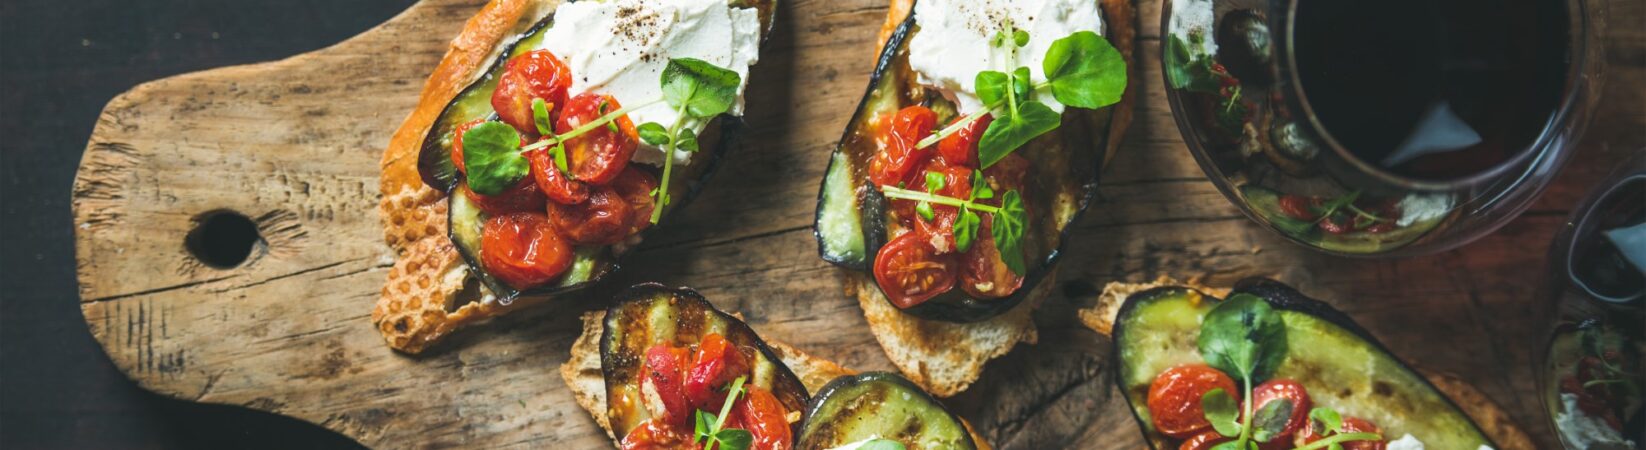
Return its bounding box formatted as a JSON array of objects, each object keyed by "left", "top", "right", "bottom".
[{"left": 857, "top": 0, "right": 1139, "bottom": 398}]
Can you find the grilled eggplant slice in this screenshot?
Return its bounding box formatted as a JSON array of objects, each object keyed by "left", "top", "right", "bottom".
[
  {"left": 1112, "top": 278, "right": 1495, "bottom": 450},
  {"left": 419, "top": 0, "right": 773, "bottom": 301},
  {"left": 813, "top": 5, "right": 1128, "bottom": 323},
  {"left": 599, "top": 283, "right": 810, "bottom": 438},
  {"left": 796, "top": 372, "right": 977, "bottom": 450}
]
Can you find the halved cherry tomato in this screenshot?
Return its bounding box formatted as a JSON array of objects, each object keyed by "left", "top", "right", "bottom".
[
  {"left": 867, "top": 106, "right": 938, "bottom": 188},
  {"left": 907, "top": 160, "right": 973, "bottom": 252},
  {"left": 620, "top": 418, "right": 698, "bottom": 450},
  {"left": 686, "top": 333, "right": 751, "bottom": 411},
  {"left": 642, "top": 344, "right": 692, "bottom": 429},
  {"left": 557, "top": 93, "right": 639, "bottom": 186},
  {"left": 959, "top": 216, "right": 1024, "bottom": 299},
  {"left": 936, "top": 114, "right": 992, "bottom": 168},
  {"left": 1294, "top": 416, "right": 1385, "bottom": 450},
  {"left": 609, "top": 167, "right": 660, "bottom": 236},
  {"left": 729, "top": 386, "right": 792, "bottom": 450},
  {"left": 1147, "top": 364, "right": 1240, "bottom": 439},
  {"left": 463, "top": 179, "right": 547, "bottom": 216},
  {"left": 527, "top": 143, "right": 590, "bottom": 205},
  {"left": 479, "top": 212, "right": 573, "bottom": 289},
  {"left": 873, "top": 231, "right": 959, "bottom": 309},
  {"left": 492, "top": 50, "right": 573, "bottom": 134},
  {"left": 548, "top": 187, "right": 632, "bottom": 246},
  {"left": 1249, "top": 379, "right": 1311, "bottom": 448},
  {"left": 1180, "top": 430, "right": 1232, "bottom": 450},
  {"left": 1277, "top": 195, "right": 1318, "bottom": 221}
]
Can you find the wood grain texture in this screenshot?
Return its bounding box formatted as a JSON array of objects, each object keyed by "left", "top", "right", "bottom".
[{"left": 71, "top": 0, "right": 1644, "bottom": 448}]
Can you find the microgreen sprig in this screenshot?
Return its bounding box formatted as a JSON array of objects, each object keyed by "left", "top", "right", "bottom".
[
  {"left": 1195, "top": 294, "right": 1290, "bottom": 449},
  {"left": 1288, "top": 407, "right": 1381, "bottom": 450},
  {"left": 881, "top": 171, "right": 1027, "bottom": 274},
  {"left": 694, "top": 375, "right": 753, "bottom": 450}
]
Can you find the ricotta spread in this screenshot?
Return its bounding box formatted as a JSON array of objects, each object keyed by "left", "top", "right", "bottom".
[
  {"left": 1387, "top": 434, "right": 1424, "bottom": 450},
  {"left": 1556, "top": 393, "right": 1637, "bottom": 449},
  {"left": 1395, "top": 193, "right": 1453, "bottom": 227},
  {"left": 906, "top": 0, "right": 1104, "bottom": 115},
  {"left": 1167, "top": 0, "right": 1218, "bottom": 57},
  {"left": 540, "top": 0, "right": 762, "bottom": 163}
]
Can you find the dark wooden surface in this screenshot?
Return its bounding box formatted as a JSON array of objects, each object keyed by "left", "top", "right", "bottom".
[{"left": 0, "top": 1, "right": 414, "bottom": 448}]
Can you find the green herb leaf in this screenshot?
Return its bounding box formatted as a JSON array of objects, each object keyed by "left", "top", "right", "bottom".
[
  {"left": 860, "top": 439, "right": 908, "bottom": 450},
  {"left": 598, "top": 98, "right": 619, "bottom": 132},
  {"left": 1043, "top": 31, "right": 1127, "bottom": 109},
  {"left": 661, "top": 58, "right": 742, "bottom": 119},
  {"left": 677, "top": 128, "right": 700, "bottom": 152},
  {"left": 638, "top": 122, "right": 671, "bottom": 146},
  {"left": 970, "top": 171, "right": 995, "bottom": 200},
  {"left": 978, "top": 100, "right": 1059, "bottom": 168},
  {"left": 977, "top": 70, "right": 1010, "bottom": 106},
  {"left": 991, "top": 190, "right": 1028, "bottom": 275},
  {"left": 1309, "top": 407, "right": 1343, "bottom": 434},
  {"left": 532, "top": 98, "right": 555, "bottom": 136},
  {"left": 925, "top": 170, "right": 946, "bottom": 192},
  {"left": 954, "top": 209, "right": 980, "bottom": 253},
  {"left": 917, "top": 201, "right": 935, "bottom": 222},
  {"left": 1209, "top": 441, "right": 1256, "bottom": 450},
  {"left": 461, "top": 121, "right": 529, "bottom": 195},
  {"left": 1013, "top": 29, "right": 1030, "bottom": 47},
  {"left": 713, "top": 429, "right": 753, "bottom": 450},
  {"left": 695, "top": 409, "right": 713, "bottom": 443},
  {"left": 1011, "top": 66, "right": 1033, "bottom": 103},
  {"left": 1165, "top": 34, "right": 1224, "bottom": 93},
  {"left": 1202, "top": 388, "right": 1242, "bottom": 437},
  {"left": 1197, "top": 293, "right": 1288, "bottom": 384},
  {"left": 1250, "top": 398, "right": 1295, "bottom": 443}
]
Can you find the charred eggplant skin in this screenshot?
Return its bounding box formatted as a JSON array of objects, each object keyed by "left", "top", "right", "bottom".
[
  {"left": 599, "top": 283, "right": 810, "bottom": 439},
  {"left": 812, "top": 7, "right": 1120, "bottom": 323},
  {"left": 797, "top": 372, "right": 977, "bottom": 450},
  {"left": 1110, "top": 278, "right": 1496, "bottom": 450}
]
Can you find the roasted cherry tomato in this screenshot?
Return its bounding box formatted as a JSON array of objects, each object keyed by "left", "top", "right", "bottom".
[
  {"left": 549, "top": 187, "right": 632, "bottom": 246},
  {"left": 1249, "top": 379, "right": 1311, "bottom": 448},
  {"left": 463, "top": 179, "right": 547, "bottom": 216},
  {"left": 686, "top": 333, "right": 751, "bottom": 411},
  {"left": 492, "top": 50, "right": 573, "bottom": 134},
  {"left": 620, "top": 418, "right": 698, "bottom": 450},
  {"left": 479, "top": 212, "right": 573, "bottom": 289},
  {"left": 609, "top": 167, "right": 660, "bottom": 235},
  {"left": 873, "top": 231, "right": 959, "bottom": 309},
  {"left": 642, "top": 344, "right": 693, "bottom": 429},
  {"left": 1294, "top": 416, "right": 1385, "bottom": 450},
  {"left": 959, "top": 216, "right": 1024, "bottom": 299},
  {"left": 1147, "top": 364, "right": 1240, "bottom": 439},
  {"left": 936, "top": 114, "right": 992, "bottom": 168},
  {"left": 557, "top": 93, "right": 639, "bottom": 186},
  {"left": 1180, "top": 430, "right": 1232, "bottom": 450},
  {"left": 907, "top": 160, "right": 973, "bottom": 252},
  {"left": 867, "top": 106, "right": 938, "bottom": 188},
  {"left": 528, "top": 143, "right": 591, "bottom": 205},
  {"left": 1277, "top": 195, "right": 1318, "bottom": 221},
  {"left": 729, "top": 386, "right": 792, "bottom": 450}
]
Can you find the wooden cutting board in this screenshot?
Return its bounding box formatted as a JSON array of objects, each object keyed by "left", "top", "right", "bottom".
[{"left": 72, "top": 0, "right": 1644, "bottom": 448}]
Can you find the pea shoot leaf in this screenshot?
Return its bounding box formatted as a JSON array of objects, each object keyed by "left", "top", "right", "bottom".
[
  {"left": 1309, "top": 407, "right": 1343, "bottom": 434},
  {"left": 1044, "top": 31, "right": 1127, "bottom": 109},
  {"left": 954, "top": 209, "right": 980, "bottom": 253},
  {"left": 970, "top": 170, "right": 995, "bottom": 200},
  {"left": 991, "top": 190, "right": 1028, "bottom": 275},
  {"left": 977, "top": 70, "right": 1010, "bottom": 106},
  {"left": 1197, "top": 294, "right": 1288, "bottom": 384},
  {"left": 1250, "top": 398, "right": 1295, "bottom": 443},
  {"left": 713, "top": 429, "right": 752, "bottom": 450},
  {"left": 461, "top": 121, "right": 528, "bottom": 195},
  {"left": 638, "top": 122, "right": 670, "bottom": 146},
  {"left": 978, "top": 100, "right": 1059, "bottom": 169},
  {"left": 532, "top": 98, "right": 555, "bottom": 136},
  {"left": 677, "top": 128, "right": 700, "bottom": 152},
  {"left": 661, "top": 58, "right": 742, "bottom": 119},
  {"left": 1202, "top": 388, "right": 1241, "bottom": 437}
]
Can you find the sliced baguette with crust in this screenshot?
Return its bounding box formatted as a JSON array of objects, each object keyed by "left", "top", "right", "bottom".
[{"left": 856, "top": 0, "right": 1139, "bottom": 398}]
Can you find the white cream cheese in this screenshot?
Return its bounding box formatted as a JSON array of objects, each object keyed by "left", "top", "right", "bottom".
[
  {"left": 822, "top": 438, "right": 877, "bottom": 450},
  {"left": 906, "top": 0, "right": 1104, "bottom": 115},
  {"left": 1386, "top": 434, "right": 1425, "bottom": 450},
  {"left": 1395, "top": 193, "right": 1453, "bottom": 227},
  {"left": 1556, "top": 393, "right": 1637, "bottom": 449},
  {"left": 540, "top": 0, "right": 761, "bottom": 164},
  {"left": 1168, "top": 0, "right": 1218, "bottom": 57}
]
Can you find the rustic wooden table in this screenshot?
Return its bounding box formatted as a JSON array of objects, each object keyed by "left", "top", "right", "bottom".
[{"left": 66, "top": 0, "right": 1644, "bottom": 448}]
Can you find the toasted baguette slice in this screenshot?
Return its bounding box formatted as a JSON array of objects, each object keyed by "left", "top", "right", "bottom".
[
  {"left": 1080, "top": 280, "right": 1533, "bottom": 450},
  {"left": 855, "top": 0, "right": 1139, "bottom": 398},
  {"left": 560, "top": 311, "right": 993, "bottom": 448}
]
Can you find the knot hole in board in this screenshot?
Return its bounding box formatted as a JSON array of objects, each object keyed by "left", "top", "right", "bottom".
[{"left": 185, "top": 210, "right": 263, "bottom": 269}]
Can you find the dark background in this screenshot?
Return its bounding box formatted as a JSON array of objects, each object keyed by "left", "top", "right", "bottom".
[{"left": 1, "top": 1, "right": 413, "bottom": 448}]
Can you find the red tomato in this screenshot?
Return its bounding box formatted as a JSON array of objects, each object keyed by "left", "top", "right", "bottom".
[
  {"left": 557, "top": 93, "right": 639, "bottom": 185},
  {"left": 1294, "top": 416, "right": 1385, "bottom": 450},
  {"left": 620, "top": 419, "right": 699, "bottom": 450},
  {"left": 527, "top": 143, "right": 590, "bottom": 205},
  {"left": 959, "top": 216, "right": 1024, "bottom": 299},
  {"left": 1277, "top": 195, "right": 1318, "bottom": 221},
  {"left": 479, "top": 212, "right": 573, "bottom": 289},
  {"left": 492, "top": 50, "right": 573, "bottom": 134},
  {"left": 686, "top": 333, "right": 751, "bottom": 411},
  {"left": 1147, "top": 364, "right": 1240, "bottom": 439},
  {"left": 907, "top": 160, "right": 973, "bottom": 252},
  {"left": 642, "top": 344, "right": 692, "bottom": 429},
  {"left": 548, "top": 187, "right": 632, "bottom": 246},
  {"left": 729, "top": 386, "right": 793, "bottom": 450},
  {"left": 608, "top": 167, "right": 660, "bottom": 235},
  {"left": 867, "top": 106, "right": 938, "bottom": 188},
  {"left": 873, "top": 232, "right": 959, "bottom": 309},
  {"left": 1249, "top": 379, "right": 1311, "bottom": 447},
  {"left": 463, "top": 180, "right": 547, "bottom": 216},
  {"left": 1180, "top": 430, "right": 1232, "bottom": 450},
  {"left": 936, "top": 114, "right": 992, "bottom": 168}
]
